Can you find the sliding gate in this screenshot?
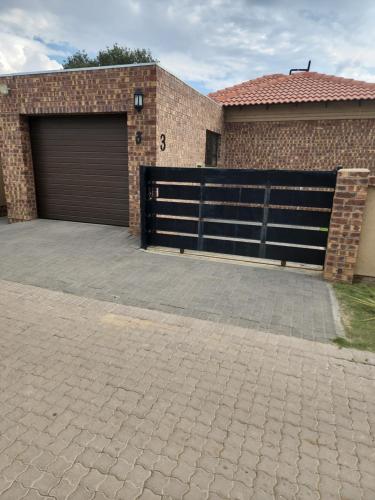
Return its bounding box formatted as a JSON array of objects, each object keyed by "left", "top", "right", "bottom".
[{"left": 140, "top": 167, "right": 337, "bottom": 267}]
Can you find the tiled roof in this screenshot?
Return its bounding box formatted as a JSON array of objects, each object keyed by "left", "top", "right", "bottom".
[{"left": 208, "top": 72, "right": 375, "bottom": 106}]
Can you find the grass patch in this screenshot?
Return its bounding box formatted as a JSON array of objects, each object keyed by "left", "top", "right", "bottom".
[{"left": 333, "top": 282, "right": 375, "bottom": 352}]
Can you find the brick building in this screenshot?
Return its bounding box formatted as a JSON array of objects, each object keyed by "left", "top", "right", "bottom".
[
  {"left": 1, "top": 65, "right": 375, "bottom": 282},
  {"left": 2, "top": 65, "right": 375, "bottom": 233},
  {"left": 0, "top": 63, "right": 222, "bottom": 233},
  {"left": 209, "top": 71, "right": 375, "bottom": 177}
]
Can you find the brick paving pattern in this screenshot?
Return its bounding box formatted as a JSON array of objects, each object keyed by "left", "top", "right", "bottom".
[
  {"left": 0, "top": 220, "right": 337, "bottom": 342},
  {"left": 0, "top": 279, "right": 374, "bottom": 499}
]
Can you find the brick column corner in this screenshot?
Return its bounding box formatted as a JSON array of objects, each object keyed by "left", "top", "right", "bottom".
[
  {"left": 323, "top": 168, "right": 369, "bottom": 283},
  {"left": 1, "top": 114, "right": 37, "bottom": 223}
]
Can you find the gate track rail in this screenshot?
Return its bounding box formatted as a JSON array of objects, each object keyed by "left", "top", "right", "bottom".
[{"left": 140, "top": 166, "right": 337, "bottom": 267}]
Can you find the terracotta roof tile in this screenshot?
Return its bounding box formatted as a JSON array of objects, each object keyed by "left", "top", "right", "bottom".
[{"left": 208, "top": 72, "right": 375, "bottom": 106}]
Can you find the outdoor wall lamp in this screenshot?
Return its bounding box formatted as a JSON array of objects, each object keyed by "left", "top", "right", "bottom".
[{"left": 134, "top": 89, "right": 144, "bottom": 112}]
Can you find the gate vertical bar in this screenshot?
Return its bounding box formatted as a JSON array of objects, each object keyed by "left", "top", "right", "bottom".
[
  {"left": 259, "top": 179, "right": 271, "bottom": 258},
  {"left": 139, "top": 165, "right": 148, "bottom": 249},
  {"left": 197, "top": 181, "right": 205, "bottom": 251}
]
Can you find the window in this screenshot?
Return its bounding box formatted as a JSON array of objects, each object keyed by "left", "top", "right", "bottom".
[{"left": 205, "top": 130, "right": 221, "bottom": 167}]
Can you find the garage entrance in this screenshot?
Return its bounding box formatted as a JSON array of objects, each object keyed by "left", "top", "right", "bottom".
[{"left": 30, "top": 114, "right": 129, "bottom": 226}]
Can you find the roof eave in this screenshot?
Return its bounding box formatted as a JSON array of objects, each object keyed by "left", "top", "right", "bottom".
[{"left": 220, "top": 97, "right": 375, "bottom": 107}]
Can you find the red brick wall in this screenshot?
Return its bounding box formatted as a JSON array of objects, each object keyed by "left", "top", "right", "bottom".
[
  {"left": 223, "top": 119, "right": 375, "bottom": 176},
  {"left": 0, "top": 65, "right": 224, "bottom": 233},
  {"left": 156, "top": 66, "right": 223, "bottom": 167},
  {"left": 0, "top": 65, "right": 158, "bottom": 231},
  {"left": 324, "top": 169, "right": 369, "bottom": 283}
]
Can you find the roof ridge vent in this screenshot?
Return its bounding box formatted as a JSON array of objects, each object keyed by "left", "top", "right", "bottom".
[{"left": 289, "top": 60, "right": 311, "bottom": 75}]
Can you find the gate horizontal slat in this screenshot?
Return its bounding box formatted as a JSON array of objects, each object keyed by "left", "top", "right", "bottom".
[
  {"left": 148, "top": 200, "right": 199, "bottom": 217},
  {"left": 203, "top": 204, "right": 264, "bottom": 222},
  {"left": 202, "top": 238, "right": 261, "bottom": 258},
  {"left": 153, "top": 218, "right": 326, "bottom": 247},
  {"left": 150, "top": 232, "right": 325, "bottom": 265},
  {"left": 270, "top": 189, "right": 334, "bottom": 208},
  {"left": 154, "top": 218, "right": 262, "bottom": 240},
  {"left": 148, "top": 167, "right": 337, "bottom": 187},
  {"left": 264, "top": 170, "right": 336, "bottom": 188},
  {"left": 265, "top": 244, "right": 325, "bottom": 265},
  {"left": 204, "top": 221, "right": 261, "bottom": 240},
  {"left": 205, "top": 187, "right": 264, "bottom": 204},
  {"left": 157, "top": 184, "right": 201, "bottom": 200},
  {"left": 151, "top": 232, "right": 263, "bottom": 258},
  {"left": 267, "top": 226, "right": 328, "bottom": 247},
  {"left": 268, "top": 208, "right": 331, "bottom": 228},
  {"left": 154, "top": 218, "right": 198, "bottom": 234},
  {"left": 157, "top": 184, "right": 265, "bottom": 204},
  {"left": 151, "top": 233, "right": 198, "bottom": 251}
]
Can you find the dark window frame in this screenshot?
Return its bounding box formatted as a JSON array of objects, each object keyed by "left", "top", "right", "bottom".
[{"left": 205, "top": 130, "right": 221, "bottom": 167}]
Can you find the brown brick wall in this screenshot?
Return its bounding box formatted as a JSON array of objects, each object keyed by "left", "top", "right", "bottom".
[
  {"left": 0, "top": 65, "right": 158, "bottom": 232},
  {"left": 156, "top": 66, "right": 223, "bottom": 167},
  {"left": 0, "top": 114, "right": 37, "bottom": 222},
  {"left": 324, "top": 169, "right": 369, "bottom": 283},
  {"left": 0, "top": 64, "right": 224, "bottom": 233},
  {"left": 222, "top": 119, "right": 375, "bottom": 176}
]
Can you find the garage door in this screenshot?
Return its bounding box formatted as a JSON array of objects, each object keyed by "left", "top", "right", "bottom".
[{"left": 30, "top": 114, "right": 129, "bottom": 226}]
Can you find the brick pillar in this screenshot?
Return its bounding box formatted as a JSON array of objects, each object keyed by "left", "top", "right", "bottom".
[
  {"left": 127, "top": 88, "right": 157, "bottom": 236},
  {"left": 324, "top": 168, "right": 369, "bottom": 283},
  {"left": 0, "top": 114, "right": 37, "bottom": 222}
]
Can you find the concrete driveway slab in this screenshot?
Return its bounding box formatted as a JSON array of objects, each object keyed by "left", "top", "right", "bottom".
[
  {"left": 0, "top": 280, "right": 374, "bottom": 499},
  {"left": 0, "top": 219, "right": 338, "bottom": 342}
]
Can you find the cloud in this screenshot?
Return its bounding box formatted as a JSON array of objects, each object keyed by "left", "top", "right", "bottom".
[
  {"left": 0, "top": 32, "right": 61, "bottom": 74},
  {"left": 0, "top": 7, "right": 63, "bottom": 73},
  {"left": 0, "top": 0, "right": 374, "bottom": 91}
]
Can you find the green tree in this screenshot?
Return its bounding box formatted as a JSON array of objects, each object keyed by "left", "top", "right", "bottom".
[
  {"left": 63, "top": 44, "right": 158, "bottom": 69},
  {"left": 62, "top": 50, "right": 93, "bottom": 69}
]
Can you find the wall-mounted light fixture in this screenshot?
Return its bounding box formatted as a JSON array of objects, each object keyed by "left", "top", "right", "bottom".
[
  {"left": 134, "top": 89, "right": 144, "bottom": 112},
  {"left": 0, "top": 84, "right": 10, "bottom": 96}
]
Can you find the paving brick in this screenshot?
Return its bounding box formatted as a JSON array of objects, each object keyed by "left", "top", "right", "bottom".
[
  {"left": 2, "top": 460, "right": 28, "bottom": 481},
  {"left": 0, "top": 476, "right": 12, "bottom": 495},
  {"left": 47, "top": 457, "right": 71, "bottom": 477},
  {"left": 80, "top": 469, "right": 106, "bottom": 491},
  {"left": 0, "top": 220, "right": 338, "bottom": 341},
  {"left": 116, "top": 480, "right": 142, "bottom": 500},
  {"left": 67, "top": 484, "right": 94, "bottom": 500},
  {"left": 97, "top": 474, "right": 124, "bottom": 498},
  {"left": 137, "top": 488, "right": 161, "bottom": 500},
  {"left": 32, "top": 472, "right": 60, "bottom": 496},
  {"left": 1, "top": 481, "right": 28, "bottom": 500},
  {"left": 144, "top": 471, "right": 169, "bottom": 496},
  {"left": 50, "top": 478, "right": 76, "bottom": 500},
  {"left": 0, "top": 279, "right": 374, "bottom": 499},
  {"left": 31, "top": 450, "right": 55, "bottom": 470},
  {"left": 62, "top": 463, "right": 88, "bottom": 488},
  {"left": 125, "top": 464, "right": 151, "bottom": 488},
  {"left": 230, "top": 481, "right": 252, "bottom": 500},
  {"left": 17, "top": 465, "right": 44, "bottom": 488},
  {"left": 162, "top": 476, "right": 189, "bottom": 498}
]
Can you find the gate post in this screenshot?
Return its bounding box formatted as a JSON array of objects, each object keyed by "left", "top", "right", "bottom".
[
  {"left": 323, "top": 168, "right": 369, "bottom": 283},
  {"left": 139, "top": 165, "right": 148, "bottom": 249}
]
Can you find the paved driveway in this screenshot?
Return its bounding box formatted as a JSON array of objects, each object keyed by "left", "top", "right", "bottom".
[
  {"left": 0, "top": 219, "right": 338, "bottom": 342},
  {"left": 0, "top": 280, "right": 374, "bottom": 499}
]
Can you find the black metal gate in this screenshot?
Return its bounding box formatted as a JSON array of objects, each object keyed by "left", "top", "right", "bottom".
[{"left": 140, "top": 166, "right": 337, "bottom": 267}]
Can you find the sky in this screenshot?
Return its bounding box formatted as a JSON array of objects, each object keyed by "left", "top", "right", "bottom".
[{"left": 0, "top": 0, "right": 375, "bottom": 94}]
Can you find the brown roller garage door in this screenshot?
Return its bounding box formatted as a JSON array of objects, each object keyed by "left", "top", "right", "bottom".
[{"left": 30, "top": 114, "right": 129, "bottom": 226}]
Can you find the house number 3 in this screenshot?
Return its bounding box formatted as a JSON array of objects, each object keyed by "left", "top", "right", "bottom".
[{"left": 160, "top": 134, "right": 166, "bottom": 151}]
